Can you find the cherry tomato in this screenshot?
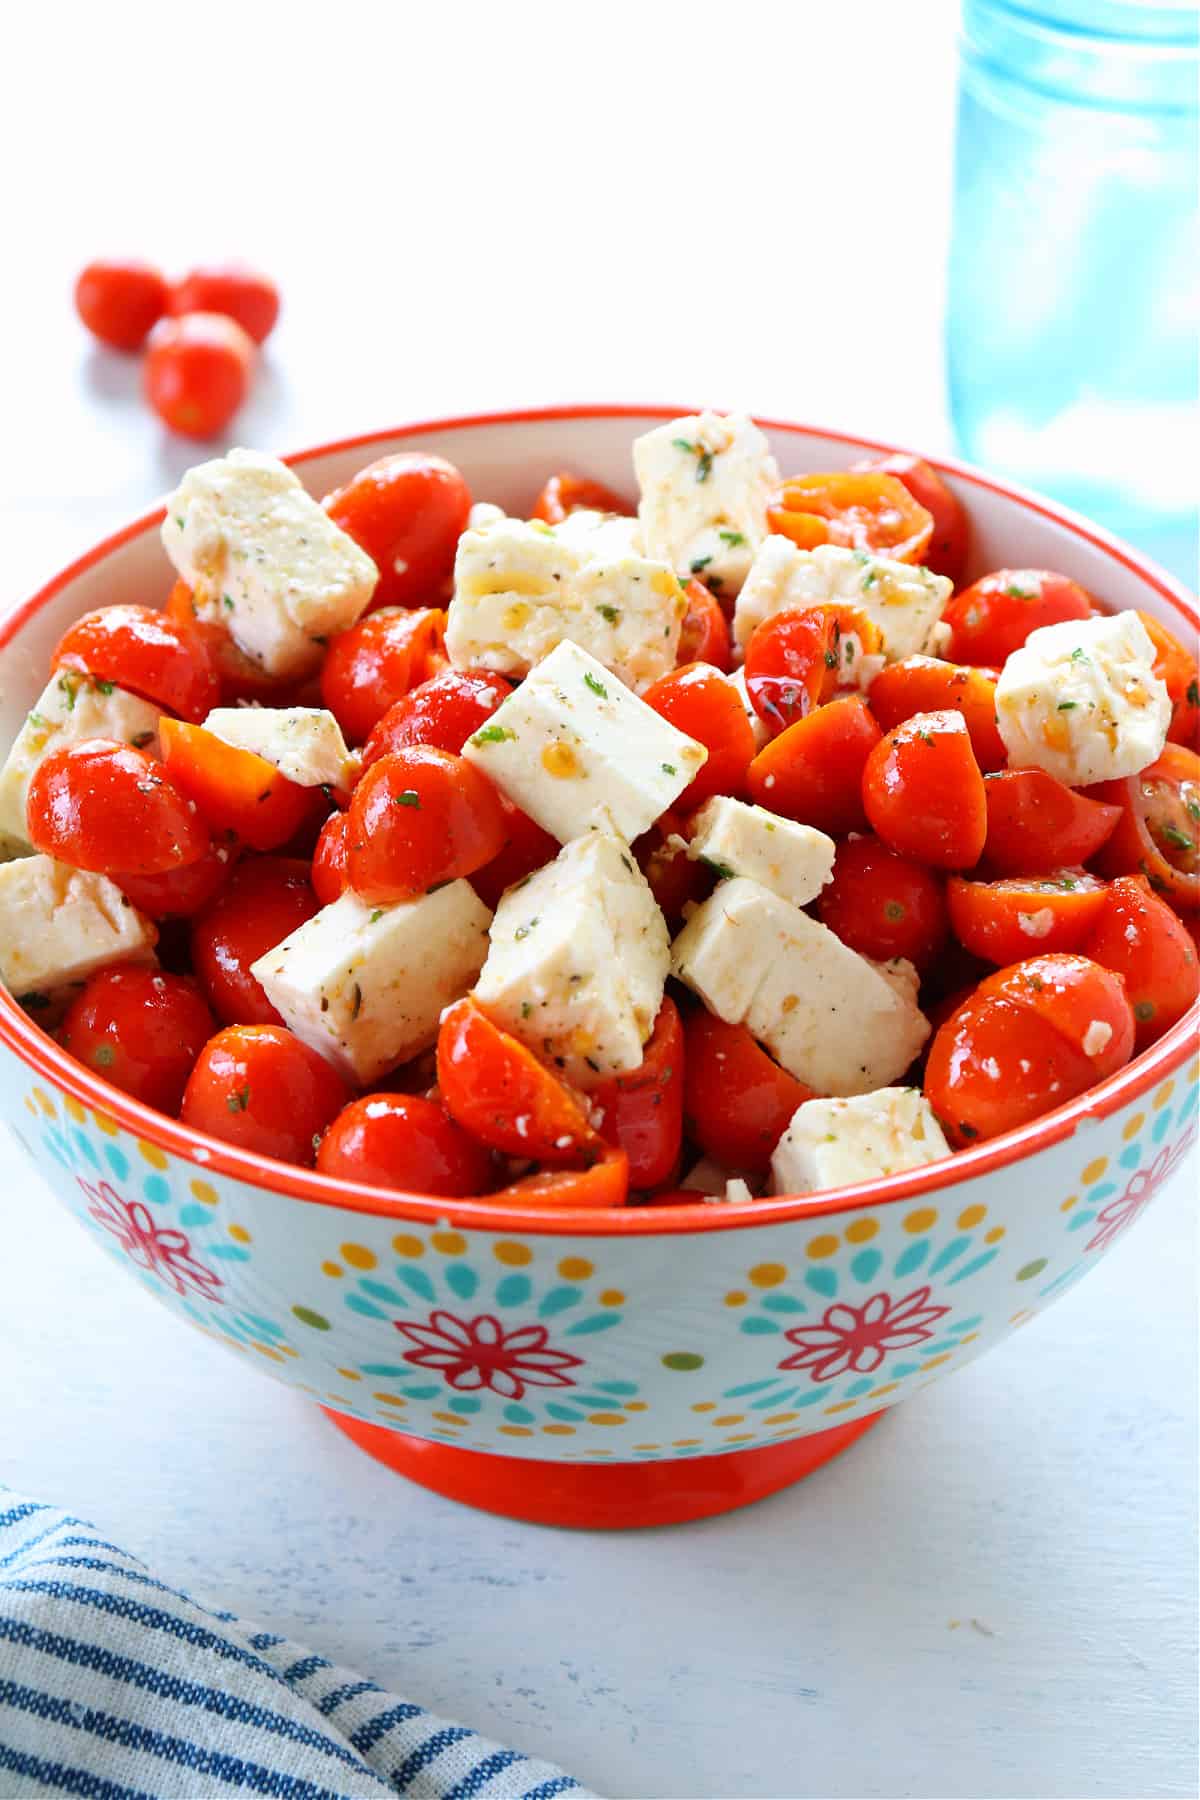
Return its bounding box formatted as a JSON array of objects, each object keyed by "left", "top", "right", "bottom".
[
  {"left": 742, "top": 607, "right": 837, "bottom": 732},
  {"left": 181, "top": 1024, "right": 348, "bottom": 1165},
  {"left": 1084, "top": 875, "right": 1200, "bottom": 1048},
  {"left": 1137, "top": 613, "right": 1199, "bottom": 747},
  {"left": 323, "top": 453, "right": 471, "bottom": 610},
  {"left": 1087, "top": 744, "right": 1200, "bottom": 910},
  {"left": 469, "top": 796, "right": 558, "bottom": 911},
  {"left": 486, "top": 1146, "right": 629, "bottom": 1209},
  {"left": 165, "top": 580, "right": 297, "bottom": 708},
  {"left": 26, "top": 739, "right": 208, "bottom": 875},
  {"left": 818, "top": 835, "right": 949, "bottom": 970},
  {"left": 346, "top": 746, "right": 506, "bottom": 904},
  {"left": 677, "top": 578, "right": 731, "bottom": 671},
  {"left": 437, "top": 997, "right": 600, "bottom": 1164},
  {"left": 747, "top": 693, "right": 881, "bottom": 834},
  {"left": 316, "top": 1092, "right": 495, "bottom": 1196},
  {"left": 634, "top": 810, "right": 711, "bottom": 928},
  {"left": 311, "top": 811, "right": 349, "bottom": 905},
  {"left": 863, "top": 711, "right": 987, "bottom": 869},
  {"left": 982, "top": 954, "right": 1135, "bottom": 1076},
  {"left": 591, "top": 997, "right": 684, "bottom": 1189},
  {"left": 320, "top": 607, "right": 446, "bottom": 744},
  {"left": 74, "top": 259, "right": 167, "bottom": 351},
  {"left": 868, "top": 656, "right": 1006, "bottom": 772},
  {"left": 166, "top": 264, "right": 280, "bottom": 344},
  {"left": 946, "top": 871, "right": 1108, "bottom": 964},
  {"left": 981, "top": 767, "right": 1121, "bottom": 875},
  {"left": 925, "top": 993, "right": 1096, "bottom": 1146},
  {"left": 114, "top": 841, "right": 236, "bottom": 919},
  {"left": 190, "top": 856, "right": 319, "bottom": 1026},
  {"left": 941, "top": 570, "right": 1093, "bottom": 666},
  {"left": 641, "top": 662, "right": 754, "bottom": 808},
  {"left": 53, "top": 604, "right": 219, "bottom": 723},
  {"left": 143, "top": 312, "right": 255, "bottom": 439},
  {"left": 362, "top": 669, "right": 514, "bottom": 765},
  {"left": 60, "top": 968, "right": 216, "bottom": 1113},
  {"left": 853, "top": 453, "right": 968, "bottom": 584},
  {"left": 530, "top": 471, "right": 633, "bottom": 524},
  {"left": 683, "top": 1008, "right": 813, "bottom": 1174},
  {"left": 159, "top": 717, "right": 320, "bottom": 852},
  {"left": 769, "top": 471, "right": 933, "bottom": 563}
]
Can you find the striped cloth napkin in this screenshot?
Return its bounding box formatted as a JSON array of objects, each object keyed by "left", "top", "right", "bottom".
[{"left": 0, "top": 1490, "right": 595, "bottom": 1799}]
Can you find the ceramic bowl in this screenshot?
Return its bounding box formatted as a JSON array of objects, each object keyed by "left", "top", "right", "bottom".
[{"left": 2, "top": 407, "right": 1196, "bottom": 1529}]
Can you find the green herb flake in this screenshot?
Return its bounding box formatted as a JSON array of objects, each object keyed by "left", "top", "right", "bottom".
[
  {"left": 1185, "top": 799, "right": 1200, "bottom": 822},
  {"left": 521, "top": 1001, "right": 533, "bottom": 1019},
  {"left": 695, "top": 450, "right": 714, "bottom": 483},
  {"left": 93, "top": 1044, "right": 115, "bottom": 1068},
  {"left": 958, "top": 1121, "right": 979, "bottom": 1139},
  {"left": 1187, "top": 680, "right": 1199, "bottom": 708},
  {"left": 94, "top": 678, "right": 115, "bottom": 696},
  {"left": 26, "top": 712, "right": 48, "bottom": 732},
  {"left": 131, "top": 731, "right": 155, "bottom": 749},
  {"left": 222, "top": 594, "right": 235, "bottom": 611},
  {"left": 1159, "top": 825, "right": 1194, "bottom": 852},
  {"left": 583, "top": 671, "right": 608, "bottom": 698},
  {"left": 690, "top": 555, "right": 713, "bottom": 574},
  {"left": 1004, "top": 583, "right": 1035, "bottom": 599},
  {"left": 369, "top": 908, "right": 383, "bottom": 923},
  {"left": 718, "top": 529, "right": 746, "bottom": 547},
  {"left": 1070, "top": 647, "right": 1088, "bottom": 662},
  {"left": 1056, "top": 700, "right": 1078, "bottom": 711},
  {"left": 470, "top": 724, "right": 514, "bottom": 747},
  {"left": 672, "top": 437, "right": 697, "bottom": 455},
  {"left": 824, "top": 650, "right": 838, "bottom": 669},
  {"left": 661, "top": 762, "right": 677, "bottom": 775},
  {"left": 702, "top": 857, "right": 735, "bottom": 880},
  {"left": 596, "top": 604, "right": 620, "bottom": 623},
  {"left": 174, "top": 515, "right": 186, "bottom": 530},
  {"left": 1134, "top": 999, "right": 1156, "bottom": 1023},
  {"left": 350, "top": 983, "right": 363, "bottom": 1020},
  {"left": 513, "top": 917, "right": 539, "bottom": 942},
  {"left": 57, "top": 676, "right": 76, "bottom": 712},
  {"left": 393, "top": 789, "right": 421, "bottom": 808},
  {"left": 226, "top": 1084, "right": 251, "bottom": 1114}
]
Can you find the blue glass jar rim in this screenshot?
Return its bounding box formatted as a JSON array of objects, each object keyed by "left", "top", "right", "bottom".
[{"left": 970, "top": 0, "right": 1199, "bottom": 50}]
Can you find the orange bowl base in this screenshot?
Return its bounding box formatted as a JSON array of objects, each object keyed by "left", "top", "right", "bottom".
[{"left": 321, "top": 1406, "right": 885, "bottom": 1528}]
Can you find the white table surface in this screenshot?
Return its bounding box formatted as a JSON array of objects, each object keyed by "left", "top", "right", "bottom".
[{"left": 1, "top": 5, "right": 1197, "bottom": 1794}]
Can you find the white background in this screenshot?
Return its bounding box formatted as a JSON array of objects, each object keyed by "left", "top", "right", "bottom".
[{"left": 1, "top": 3, "right": 1196, "bottom": 1795}]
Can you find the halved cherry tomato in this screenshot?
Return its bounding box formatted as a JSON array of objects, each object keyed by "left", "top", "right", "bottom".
[
  {"left": 165, "top": 580, "right": 297, "bottom": 708},
  {"left": 982, "top": 766, "right": 1121, "bottom": 875},
  {"left": 642, "top": 662, "right": 754, "bottom": 808},
  {"left": 26, "top": 739, "right": 208, "bottom": 875},
  {"left": 486, "top": 1145, "right": 629, "bottom": 1209},
  {"left": 316, "top": 1092, "right": 495, "bottom": 1196},
  {"left": 60, "top": 968, "right": 216, "bottom": 1114},
  {"left": 1137, "top": 612, "right": 1199, "bottom": 748},
  {"left": 1087, "top": 743, "right": 1200, "bottom": 910},
  {"left": 1083, "top": 875, "right": 1200, "bottom": 1048},
  {"left": 346, "top": 746, "right": 506, "bottom": 904},
  {"left": 53, "top": 604, "right": 220, "bottom": 723},
  {"left": 591, "top": 997, "right": 684, "bottom": 1189},
  {"left": 181, "top": 1024, "right": 348, "bottom": 1165},
  {"left": 947, "top": 871, "right": 1108, "bottom": 964},
  {"left": 320, "top": 607, "right": 446, "bottom": 744},
  {"left": 323, "top": 453, "right": 471, "bottom": 610},
  {"left": 981, "top": 953, "right": 1135, "bottom": 1077},
  {"left": 743, "top": 607, "right": 837, "bottom": 732},
  {"left": 853, "top": 453, "right": 968, "bottom": 584},
  {"left": 769, "top": 472, "right": 933, "bottom": 563},
  {"left": 683, "top": 1008, "right": 813, "bottom": 1174},
  {"left": 159, "top": 717, "right": 320, "bottom": 852},
  {"left": 143, "top": 312, "right": 255, "bottom": 440},
  {"left": 436, "top": 997, "right": 600, "bottom": 1165},
  {"left": 862, "top": 711, "right": 987, "bottom": 869},
  {"left": 530, "top": 471, "right": 633, "bottom": 524},
  {"left": 868, "top": 656, "right": 1006, "bottom": 772},
  {"left": 190, "top": 856, "right": 319, "bottom": 1026},
  {"left": 167, "top": 264, "right": 280, "bottom": 345},
  {"left": 677, "top": 578, "right": 731, "bottom": 671},
  {"left": 818, "top": 835, "right": 948, "bottom": 970},
  {"left": 941, "top": 570, "right": 1093, "bottom": 666},
  {"left": 747, "top": 694, "right": 881, "bottom": 833},
  {"left": 74, "top": 259, "right": 167, "bottom": 351},
  {"left": 311, "top": 811, "right": 349, "bottom": 905},
  {"left": 635, "top": 810, "right": 711, "bottom": 928},
  {"left": 469, "top": 796, "right": 559, "bottom": 911},
  {"left": 924, "top": 993, "right": 1096, "bottom": 1146},
  {"left": 114, "top": 842, "right": 236, "bottom": 919},
  {"left": 362, "top": 669, "right": 514, "bottom": 765}
]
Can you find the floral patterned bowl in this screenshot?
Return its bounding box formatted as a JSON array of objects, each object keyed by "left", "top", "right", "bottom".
[{"left": 2, "top": 408, "right": 1196, "bottom": 1528}]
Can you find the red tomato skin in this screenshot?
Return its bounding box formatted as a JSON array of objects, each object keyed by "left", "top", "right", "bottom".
[
  {"left": 324, "top": 454, "right": 471, "bottom": 610},
  {"left": 982, "top": 767, "right": 1121, "bottom": 875},
  {"left": 53, "top": 604, "right": 220, "bottom": 722},
  {"left": 678, "top": 579, "right": 732, "bottom": 671},
  {"left": 74, "top": 259, "right": 167, "bottom": 350},
  {"left": 1087, "top": 743, "right": 1200, "bottom": 911},
  {"left": 818, "top": 836, "right": 949, "bottom": 970},
  {"left": 190, "top": 856, "right": 319, "bottom": 1026},
  {"left": 868, "top": 657, "right": 1006, "bottom": 772},
  {"left": 167, "top": 264, "right": 280, "bottom": 344},
  {"left": 362, "top": 670, "right": 514, "bottom": 765},
  {"left": 743, "top": 607, "right": 836, "bottom": 732},
  {"left": 981, "top": 953, "right": 1135, "bottom": 1077},
  {"left": 436, "top": 997, "right": 599, "bottom": 1164},
  {"left": 311, "top": 812, "right": 350, "bottom": 906},
  {"left": 1082, "top": 875, "right": 1200, "bottom": 1048},
  {"left": 165, "top": 579, "right": 298, "bottom": 708},
  {"left": 941, "top": 570, "right": 1093, "bottom": 666},
  {"left": 769, "top": 471, "right": 933, "bottom": 563},
  {"left": 946, "top": 872, "right": 1108, "bottom": 964},
  {"left": 346, "top": 746, "right": 507, "bottom": 904},
  {"left": 114, "top": 842, "right": 236, "bottom": 919},
  {"left": 641, "top": 663, "right": 755, "bottom": 809},
  {"left": 682, "top": 1008, "right": 813, "bottom": 1174},
  {"left": 924, "top": 993, "right": 1096, "bottom": 1146},
  {"left": 853, "top": 453, "right": 968, "bottom": 584},
  {"left": 747, "top": 694, "right": 881, "bottom": 834},
  {"left": 26, "top": 739, "right": 208, "bottom": 875},
  {"left": 316, "top": 1093, "right": 495, "bottom": 1196},
  {"left": 320, "top": 608, "right": 446, "bottom": 744},
  {"left": 181, "top": 1025, "right": 349, "bottom": 1166},
  {"left": 530, "top": 472, "right": 633, "bottom": 524},
  {"left": 634, "top": 811, "right": 712, "bottom": 929},
  {"left": 862, "top": 712, "right": 987, "bottom": 870},
  {"left": 143, "top": 312, "right": 255, "bottom": 439},
  {"left": 591, "top": 998, "right": 684, "bottom": 1189},
  {"left": 469, "top": 797, "right": 559, "bottom": 912},
  {"left": 486, "top": 1147, "right": 629, "bottom": 1209},
  {"left": 60, "top": 968, "right": 217, "bottom": 1114},
  {"left": 159, "top": 718, "right": 319, "bottom": 851}
]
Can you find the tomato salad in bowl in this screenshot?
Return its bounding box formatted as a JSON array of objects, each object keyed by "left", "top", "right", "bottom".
[{"left": 0, "top": 415, "right": 1196, "bottom": 1215}]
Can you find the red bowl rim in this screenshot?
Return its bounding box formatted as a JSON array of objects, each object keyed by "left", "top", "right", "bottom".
[{"left": 1, "top": 402, "right": 1196, "bottom": 1239}]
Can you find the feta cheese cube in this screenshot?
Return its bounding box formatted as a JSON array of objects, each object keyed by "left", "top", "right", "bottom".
[
  {"left": 161, "top": 450, "right": 378, "bottom": 681},
  {"left": 734, "top": 537, "right": 952, "bottom": 661},
  {"left": 633, "top": 412, "right": 778, "bottom": 594},
  {"left": 0, "top": 855, "right": 156, "bottom": 999},
  {"left": 687, "top": 797, "right": 835, "bottom": 906},
  {"left": 250, "top": 880, "right": 491, "bottom": 1085},
  {"left": 202, "top": 707, "right": 354, "bottom": 789},
  {"left": 671, "top": 877, "right": 930, "bottom": 1095},
  {"left": 474, "top": 832, "right": 669, "bottom": 1087},
  {"left": 0, "top": 673, "right": 163, "bottom": 850},
  {"left": 461, "top": 640, "right": 707, "bottom": 844},
  {"left": 467, "top": 501, "right": 507, "bottom": 530},
  {"left": 995, "top": 611, "right": 1171, "bottom": 786},
  {"left": 552, "top": 508, "right": 644, "bottom": 559},
  {"left": 770, "top": 1087, "right": 952, "bottom": 1195}
]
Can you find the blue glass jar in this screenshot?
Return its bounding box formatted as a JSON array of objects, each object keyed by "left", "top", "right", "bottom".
[{"left": 948, "top": 0, "right": 1199, "bottom": 585}]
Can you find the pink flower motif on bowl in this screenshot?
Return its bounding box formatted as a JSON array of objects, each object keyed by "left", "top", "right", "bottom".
[
  {"left": 393, "top": 1308, "right": 585, "bottom": 1399},
  {"left": 79, "top": 1177, "right": 224, "bottom": 1303},
  {"left": 779, "top": 1286, "right": 951, "bottom": 1383},
  {"left": 1087, "top": 1125, "right": 1198, "bottom": 1255}
]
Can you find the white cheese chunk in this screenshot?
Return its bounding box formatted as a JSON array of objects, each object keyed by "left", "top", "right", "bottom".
[
  {"left": 995, "top": 611, "right": 1171, "bottom": 786},
  {"left": 723, "top": 665, "right": 770, "bottom": 750},
  {"left": 467, "top": 501, "right": 507, "bottom": 531},
  {"left": 770, "top": 1087, "right": 952, "bottom": 1195},
  {"left": 633, "top": 412, "right": 777, "bottom": 595},
  {"left": 687, "top": 797, "right": 835, "bottom": 906},
  {"left": 552, "top": 508, "right": 644, "bottom": 559},
  {"left": 474, "top": 832, "right": 668, "bottom": 1088},
  {"left": 202, "top": 707, "right": 354, "bottom": 789},
  {"left": 0, "top": 674, "right": 164, "bottom": 851},
  {"left": 679, "top": 1157, "right": 758, "bottom": 1204},
  {"left": 671, "top": 877, "right": 930, "bottom": 1096},
  {"left": 0, "top": 855, "right": 156, "bottom": 999},
  {"left": 250, "top": 880, "right": 491, "bottom": 1085},
  {"left": 734, "top": 537, "right": 952, "bottom": 662},
  {"left": 461, "top": 639, "right": 706, "bottom": 844},
  {"left": 161, "top": 449, "right": 378, "bottom": 681}
]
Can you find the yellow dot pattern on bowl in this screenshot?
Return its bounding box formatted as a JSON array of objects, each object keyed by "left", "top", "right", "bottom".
[
  {"left": 190, "top": 1180, "right": 218, "bottom": 1206},
  {"left": 724, "top": 1290, "right": 747, "bottom": 1307},
  {"left": 589, "top": 1413, "right": 626, "bottom": 1427},
  {"left": 558, "top": 1257, "right": 593, "bottom": 1280},
  {"left": 137, "top": 1140, "right": 168, "bottom": 1171},
  {"left": 340, "top": 1242, "right": 376, "bottom": 1270},
  {"left": 806, "top": 1234, "right": 839, "bottom": 1260},
  {"left": 64, "top": 1096, "right": 86, "bottom": 1124},
  {"left": 599, "top": 1289, "right": 624, "bottom": 1307},
  {"left": 749, "top": 1262, "right": 787, "bottom": 1288},
  {"left": 903, "top": 1206, "right": 938, "bottom": 1234},
  {"left": 321, "top": 1261, "right": 343, "bottom": 1279},
  {"left": 957, "top": 1204, "right": 986, "bottom": 1228},
  {"left": 494, "top": 1241, "right": 532, "bottom": 1266},
  {"left": 227, "top": 1225, "right": 251, "bottom": 1245},
  {"left": 1154, "top": 1081, "right": 1175, "bottom": 1110},
  {"left": 392, "top": 1234, "right": 424, "bottom": 1258},
  {"left": 844, "top": 1218, "right": 878, "bottom": 1243},
  {"left": 985, "top": 1226, "right": 1005, "bottom": 1244},
  {"left": 431, "top": 1231, "right": 466, "bottom": 1256}
]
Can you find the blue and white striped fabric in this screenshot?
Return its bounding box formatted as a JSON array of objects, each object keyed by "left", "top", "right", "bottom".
[{"left": 0, "top": 1492, "right": 595, "bottom": 1800}]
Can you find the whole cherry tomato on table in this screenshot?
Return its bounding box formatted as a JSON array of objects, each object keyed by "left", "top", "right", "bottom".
[
  {"left": 316, "top": 1092, "right": 495, "bottom": 1197},
  {"left": 345, "top": 746, "right": 507, "bottom": 904},
  {"left": 60, "top": 968, "right": 216, "bottom": 1114},
  {"left": 1087, "top": 743, "right": 1200, "bottom": 910},
  {"left": 642, "top": 663, "right": 754, "bottom": 809},
  {"left": 591, "top": 997, "right": 684, "bottom": 1190},
  {"left": 747, "top": 693, "right": 880, "bottom": 834},
  {"left": 868, "top": 656, "right": 1006, "bottom": 772},
  {"left": 323, "top": 453, "right": 472, "bottom": 610},
  {"left": 1083, "top": 875, "right": 1199, "bottom": 1048},
  {"left": 190, "top": 856, "right": 319, "bottom": 1026},
  {"left": 362, "top": 669, "right": 514, "bottom": 765},
  {"left": 1136, "top": 612, "right": 1199, "bottom": 748},
  {"left": 818, "top": 836, "right": 949, "bottom": 970},
  {"left": 143, "top": 312, "right": 255, "bottom": 439},
  {"left": 940, "top": 570, "right": 1093, "bottom": 666},
  {"left": 53, "top": 604, "right": 219, "bottom": 722},
  {"left": 181, "top": 1024, "right": 349, "bottom": 1165},
  {"left": 530, "top": 471, "right": 633, "bottom": 523},
  {"left": 320, "top": 608, "right": 446, "bottom": 744},
  {"left": 946, "top": 871, "right": 1108, "bottom": 964},
  {"left": 682, "top": 1008, "right": 813, "bottom": 1175},
  {"left": 436, "top": 997, "right": 601, "bottom": 1166},
  {"left": 167, "top": 264, "right": 280, "bottom": 344},
  {"left": 74, "top": 259, "right": 167, "bottom": 350},
  {"left": 769, "top": 472, "right": 933, "bottom": 563},
  {"left": 160, "top": 718, "right": 321, "bottom": 852},
  {"left": 862, "top": 711, "right": 987, "bottom": 869},
  {"left": 26, "top": 739, "right": 208, "bottom": 875},
  {"left": 981, "top": 767, "right": 1121, "bottom": 875},
  {"left": 853, "top": 453, "right": 968, "bottom": 584},
  {"left": 311, "top": 812, "right": 350, "bottom": 905},
  {"left": 677, "top": 578, "right": 731, "bottom": 671}
]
